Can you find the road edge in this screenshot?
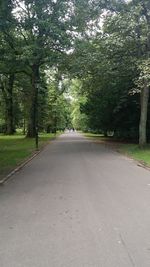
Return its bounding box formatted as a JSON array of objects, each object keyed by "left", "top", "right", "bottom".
[
  {"left": 85, "top": 136, "right": 150, "bottom": 172},
  {"left": 0, "top": 136, "right": 56, "bottom": 186}
]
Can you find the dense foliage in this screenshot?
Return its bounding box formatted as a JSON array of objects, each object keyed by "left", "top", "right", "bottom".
[
  {"left": 0, "top": 0, "right": 96, "bottom": 136},
  {"left": 70, "top": 0, "right": 150, "bottom": 145},
  {"left": 0, "top": 0, "right": 150, "bottom": 146}
]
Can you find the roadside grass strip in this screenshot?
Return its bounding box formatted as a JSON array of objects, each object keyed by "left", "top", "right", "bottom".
[
  {"left": 0, "top": 133, "right": 58, "bottom": 181},
  {"left": 119, "top": 144, "right": 150, "bottom": 166},
  {"left": 83, "top": 132, "right": 150, "bottom": 167}
]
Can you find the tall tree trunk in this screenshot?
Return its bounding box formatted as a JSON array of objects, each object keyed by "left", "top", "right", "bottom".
[
  {"left": 23, "top": 118, "right": 26, "bottom": 135},
  {"left": 26, "top": 65, "right": 39, "bottom": 138},
  {"left": 139, "top": 84, "right": 149, "bottom": 147},
  {"left": 138, "top": 2, "right": 150, "bottom": 147},
  {"left": 6, "top": 74, "right": 15, "bottom": 134},
  {"left": 0, "top": 74, "right": 15, "bottom": 135}
]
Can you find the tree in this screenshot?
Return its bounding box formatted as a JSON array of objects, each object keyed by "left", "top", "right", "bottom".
[
  {"left": 103, "top": 0, "right": 150, "bottom": 145},
  {"left": 11, "top": 0, "right": 97, "bottom": 137},
  {"left": 0, "top": 0, "right": 17, "bottom": 134},
  {"left": 69, "top": 0, "right": 150, "bottom": 145}
]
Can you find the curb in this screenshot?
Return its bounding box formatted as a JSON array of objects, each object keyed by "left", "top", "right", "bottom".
[
  {"left": 0, "top": 150, "right": 41, "bottom": 186},
  {"left": 0, "top": 136, "right": 57, "bottom": 186}
]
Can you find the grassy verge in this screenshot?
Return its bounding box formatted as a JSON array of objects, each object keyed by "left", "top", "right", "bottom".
[
  {"left": 0, "top": 132, "right": 59, "bottom": 180},
  {"left": 119, "top": 144, "right": 150, "bottom": 166},
  {"left": 84, "top": 132, "right": 150, "bottom": 167}
]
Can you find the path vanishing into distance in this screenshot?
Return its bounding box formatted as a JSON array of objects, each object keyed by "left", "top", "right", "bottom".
[{"left": 1, "top": 132, "right": 150, "bottom": 267}]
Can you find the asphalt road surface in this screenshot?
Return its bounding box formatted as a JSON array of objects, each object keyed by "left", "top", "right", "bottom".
[{"left": 1, "top": 132, "right": 150, "bottom": 267}]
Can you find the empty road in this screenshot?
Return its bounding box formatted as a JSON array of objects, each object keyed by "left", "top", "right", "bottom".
[{"left": 1, "top": 132, "right": 150, "bottom": 267}]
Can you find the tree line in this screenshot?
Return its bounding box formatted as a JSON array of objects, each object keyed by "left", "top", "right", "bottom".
[
  {"left": 0, "top": 0, "right": 95, "bottom": 136},
  {"left": 71, "top": 0, "right": 150, "bottom": 146},
  {"left": 0, "top": 0, "right": 150, "bottom": 147}
]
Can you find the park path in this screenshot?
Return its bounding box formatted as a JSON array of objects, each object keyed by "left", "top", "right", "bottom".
[{"left": 1, "top": 132, "right": 150, "bottom": 267}]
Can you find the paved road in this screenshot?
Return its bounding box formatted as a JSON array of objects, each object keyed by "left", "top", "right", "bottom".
[{"left": 1, "top": 132, "right": 150, "bottom": 267}]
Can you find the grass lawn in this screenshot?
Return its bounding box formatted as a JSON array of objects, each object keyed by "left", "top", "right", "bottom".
[
  {"left": 0, "top": 132, "right": 59, "bottom": 180},
  {"left": 83, "top": 132, "right": 150, "bottom": 167}
]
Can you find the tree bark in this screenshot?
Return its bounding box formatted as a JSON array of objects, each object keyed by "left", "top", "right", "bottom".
[
  {"left": 138, "top": 1, "right": 150, "bottom": 147},
  {"left": 6, "top": 74, "right": 15, "bottom": 134},
  {"left": 26, "top": 65, "right": 39, "bottom": 138},
  {"left": 23, "top": 118, "right": 26, "bottom": 135},
  {"left": 139, "top": 84, "right": 149, "bottom": 147},
  {"left": 0, "top": 74, "right": 15, "bottom": 135}
]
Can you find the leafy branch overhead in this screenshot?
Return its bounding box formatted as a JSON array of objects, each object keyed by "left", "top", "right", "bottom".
[{"left": 0, "top": 0, "right": 150, "bottom": 146}]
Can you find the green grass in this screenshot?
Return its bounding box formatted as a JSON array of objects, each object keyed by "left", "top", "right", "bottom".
[
  {"left": 84, "top": 132, "right": 150, "bottom": 166},
  {"left": 119, "top": 144, "right": 150, "bottom": 166},
  {"left": 0, "top": 133, "right": 58, "bottom": 179}
]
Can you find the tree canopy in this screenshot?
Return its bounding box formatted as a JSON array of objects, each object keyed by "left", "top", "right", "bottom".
[{"left": 0, "top": 0, "right": 150, "bottom": 146}]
